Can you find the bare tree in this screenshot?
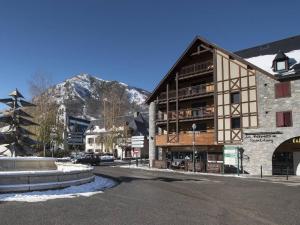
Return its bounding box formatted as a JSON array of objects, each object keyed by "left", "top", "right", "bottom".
[
  {"left": 27, "top": 73, "right": 64, "bottom": 155},
  {"left": 28, "top": 72, "right": 53, "bottom": 97},
  {"left": 101, "top": 82, "right": 128, "bottom": 152}
]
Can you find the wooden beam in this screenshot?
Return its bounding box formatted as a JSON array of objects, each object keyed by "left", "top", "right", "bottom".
[
  {"left": 213, "top": 49, "right": 218, "bottom": 144},
  {"left": 166, "top": 83, "right": 169, "bottom": 143}
]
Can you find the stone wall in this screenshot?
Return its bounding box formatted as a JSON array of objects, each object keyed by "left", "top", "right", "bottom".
[{"left": 242, "top": 71, "right": 300, "bottom": 175}]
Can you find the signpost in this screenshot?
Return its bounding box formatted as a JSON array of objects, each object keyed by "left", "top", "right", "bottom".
[
  {"left": 223, "top": 146, "right": 239, "bottom": 175},
  {"left": 131, "top": 136, "right": 144, "bottom": 148},
  {"left": 131, "top": 136, "right": 144, "bottom": 166}
]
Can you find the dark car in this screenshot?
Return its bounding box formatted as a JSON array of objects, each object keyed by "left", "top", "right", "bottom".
[{"left": 76, "top": 153, "right": 100, "bottom": 166}]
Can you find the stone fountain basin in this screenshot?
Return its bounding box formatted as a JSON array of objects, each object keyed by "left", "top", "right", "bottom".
[
  {"left": 0, "top": 157, "right": 57, "bottom": 171},
  {"left": 0, "top": 162, "right": 94, "bottom": 193}
]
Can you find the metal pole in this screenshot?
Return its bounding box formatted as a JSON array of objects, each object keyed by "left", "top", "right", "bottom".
[
  {"left": 193, "top": 132, "right": 195, "bottom": 172},
  {"left": 192, "top": 123, "right": 196, "bottom": 172},
  {"left": 260, "top": 165, "right": 263, "bottom": 179},
  {"left": 237, "top": 149, "right": 240, "bottom": 176},
  {"left": 286, "top": 166, "right": 289, "bottom": 180}
]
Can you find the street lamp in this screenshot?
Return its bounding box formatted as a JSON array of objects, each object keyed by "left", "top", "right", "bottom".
[{"left": 192, "top": 123, "right": 197, "bottom": 172}]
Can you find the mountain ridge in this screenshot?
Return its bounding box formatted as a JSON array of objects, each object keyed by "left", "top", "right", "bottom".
[{"left": 39, "top": 73, "right": 150, "bottom": 120}]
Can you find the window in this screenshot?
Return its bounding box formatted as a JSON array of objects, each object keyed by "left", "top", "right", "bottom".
[
  {"left": 231, "top": 92, "right": 240, "bottom": 104},
  {"left": 272, "top": 51, "right": 289, "bottom": 72},
  {"left": 231, "top": 117, "right": 241, "bottom": 129},
  {"left": 276, "top": 111, "right": 292, "bottom": 127},
  {"left": 88, "top": 138, "right": 94, "bottom": 144},
  {"left": 275, "top": 82, "right": 291, "bottom": 98},
  {"left": 196, "top": 123, "right": 207, "bottom": 132},
  {"left": 276, "top": 61, "right": 287, "bottom": 71}
]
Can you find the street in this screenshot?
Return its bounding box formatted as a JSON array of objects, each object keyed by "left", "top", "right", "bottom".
[{"left": 0, "top": 166, "right": 300, "bottom": 225}]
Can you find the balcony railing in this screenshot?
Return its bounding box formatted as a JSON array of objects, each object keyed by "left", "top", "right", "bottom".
[
  {"left": 179, "top": 60, "right": 213, "bottom": 77},
  {"left": 156, "top": 131, "right": 215, "bottom": 146},
  {"left": 157, "top": 106, "right": 214, "bottom": 121},
  {"left": 159, "top": 82, "right": 214, "bottom": 101}
]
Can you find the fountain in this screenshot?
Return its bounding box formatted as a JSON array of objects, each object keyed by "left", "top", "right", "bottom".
[{"left": 0, "top": 89, "right": 94, "bottom": 193}]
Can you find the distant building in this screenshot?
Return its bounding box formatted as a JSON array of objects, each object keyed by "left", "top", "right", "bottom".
[
  {"left": 85, "top": 112, "right": 149, "bottom": 159},
  {"left": 147, "top": 35, "right": 300, "bottom": 175},
  {"left": 58, "top": 104, "right": 90, "bottom": 151}
]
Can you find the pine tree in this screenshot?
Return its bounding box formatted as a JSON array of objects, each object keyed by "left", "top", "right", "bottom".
[{"left": 0, "top": 89, "right": 38, "bottom": 156}]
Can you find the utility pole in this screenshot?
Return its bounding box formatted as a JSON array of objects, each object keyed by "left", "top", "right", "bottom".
[{"left": 192, "top": 123, "right": 197, "bottom": 172}]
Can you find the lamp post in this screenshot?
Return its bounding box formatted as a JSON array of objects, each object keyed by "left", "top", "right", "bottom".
[{"left": 192, "top": 123, "right": 197, "bottom": 172}]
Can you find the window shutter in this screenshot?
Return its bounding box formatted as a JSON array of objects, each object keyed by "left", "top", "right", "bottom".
[
  {"left": 275, "top": 82, "right": 291, "bottom": 98},
  {"left": 275, "top": 83, "right": 282, "bottom": 98},
  {"left": 284, "top": 112, "right": 292, "bottom": 127},
  {"left": 276, "top": 112, "right": 284, "bottom": 127},
  {"left": 283, "top": 82, "right": 291, "bottom": 97}
]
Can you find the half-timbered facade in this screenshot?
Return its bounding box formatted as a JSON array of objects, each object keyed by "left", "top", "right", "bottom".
[{"left": 147, "top": 35, "right": 300, "bottom": 175}]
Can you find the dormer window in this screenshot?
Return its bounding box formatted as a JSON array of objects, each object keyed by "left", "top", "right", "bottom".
[
  {"left": 273, "top": 51, "right": 289, "bottom": 72},
  {"left": 276, "top": 61, "right": 287, "bottom": 71}
]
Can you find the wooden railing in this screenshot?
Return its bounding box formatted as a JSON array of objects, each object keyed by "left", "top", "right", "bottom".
[
  {"left": 156, "top": 132, "right": 215, "bottom": 146},
  {"left": 159, "top": 82, "right": 214, "bottom": 101},
  {"left": 157, "top": 106, "right": 214, "bottom": 121},
  {"left": 179, "top": 60, "right": 213, "bottom": 77}
]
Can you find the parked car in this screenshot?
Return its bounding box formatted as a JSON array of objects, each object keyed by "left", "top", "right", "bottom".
[
  {"left": 75, "top": 153, "right": 100, "bottom": 166},
  {"left": 100, "top": 153, "right": 114, "bottom": 162},
  {"left": 56, "top": 157, "right": 71, "bottom": 163}
]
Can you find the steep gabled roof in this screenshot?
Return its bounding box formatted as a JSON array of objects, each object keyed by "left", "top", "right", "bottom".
[
  {"left": 128, "top": 113, "right": 149, "bottom": 136},
  {"left": 235, "top": 35, "right": 300, "bottom": 58},
  {"left": 235, "top": 35, "right": 300, "bottom": 78},
  {"left": 146, "top": 36, "right": 275, "bottom": 104},
  {"left": 273, "top": 50, "right": 289, "bottom": 61}
]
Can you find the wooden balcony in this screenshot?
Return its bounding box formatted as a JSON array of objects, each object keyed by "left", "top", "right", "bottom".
[
  {"left": 157, "top": 106, "right": 214, "bottom": 121},
  {"left": 179, "top": 60, "right": 213, "bottom": 78},
  {"left": 156, "top": 132, "right": 215, "bottom": 146},
  {"left": 159, "top": 82, "right": 214, "bottom": 101}
]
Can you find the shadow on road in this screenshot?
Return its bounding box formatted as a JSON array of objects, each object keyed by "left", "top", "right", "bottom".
[{"left": 94, "top": 172, "right": 207, "bottom": 184}]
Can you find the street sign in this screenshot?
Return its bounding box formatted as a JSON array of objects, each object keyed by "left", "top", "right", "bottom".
[
  {"left": 131, "top": 136, "right": 144, "bottom": 140},
  {"left": 132, "top": 136, "right": 144, "bottom": 148},
  {"left": 224, "top": 146, "right": 238, "bottom": 166}
]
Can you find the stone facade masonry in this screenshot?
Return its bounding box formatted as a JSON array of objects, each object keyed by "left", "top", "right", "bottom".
[{"left": 241, "top": 71, "right": 300, "bottom": 175}]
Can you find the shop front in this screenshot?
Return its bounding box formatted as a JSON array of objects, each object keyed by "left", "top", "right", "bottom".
[
  {"left": 153, "top": 145, "right": 223, "bottom": 173},
  {"left": 272, "top": 137, "right": 300, "bottom": 175}
]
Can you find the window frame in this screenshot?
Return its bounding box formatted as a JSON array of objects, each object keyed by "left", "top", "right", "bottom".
[
  {"left": 231, "top": 117, "right": 241, "bottom": 129},
  {"left": 276, "top": 61, "right": 287, "bottom": 71},
  {"left": 276, "top": 111, "right": 293, "bottom": 127},
  {"left": 274, "top": 59, "right": 289, "bottom": 72},
  {"left": 275, "top": 81, "right": 291, "bottom": 99},
  {"left": 230, "top": 92, "right": 240, "bottom": 104}
]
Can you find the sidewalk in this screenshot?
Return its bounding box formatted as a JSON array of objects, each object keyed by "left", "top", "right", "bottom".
[{"left": 115, "top": 163, "right": 300, "bottom": 186}]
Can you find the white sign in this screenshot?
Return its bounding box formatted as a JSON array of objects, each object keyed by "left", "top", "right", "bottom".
[
  {"left": 224, "top": 147, "right": 238, "bottom": 166},
  {"left": 131, "top": 136, "right": 144, "bottom": 140},
  {"left": 132, "top": 136, "right": 144, "bottom": 148}
]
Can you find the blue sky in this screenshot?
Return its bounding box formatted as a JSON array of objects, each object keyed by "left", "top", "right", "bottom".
[{"left": 0, "top": 0, "right": 299, "bottom": 99}]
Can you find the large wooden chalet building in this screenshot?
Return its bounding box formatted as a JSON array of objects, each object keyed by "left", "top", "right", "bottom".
[{"left": 147, "top": 35, "right": 300, "bottom": 175}]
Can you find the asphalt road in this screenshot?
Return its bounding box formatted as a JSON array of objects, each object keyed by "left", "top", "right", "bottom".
[{"left": 1, "top": 166, "right": 300, "bottom": 225}]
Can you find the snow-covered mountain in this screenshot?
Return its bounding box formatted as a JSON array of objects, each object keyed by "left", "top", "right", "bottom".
[{"left": 41, "top": 74, "right": 150, "bottom": 120}]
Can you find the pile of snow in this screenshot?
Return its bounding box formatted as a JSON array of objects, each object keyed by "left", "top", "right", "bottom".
[
  {"left": 245, "top": 49, "right": 300, "bottom": 75},
  {"left": 0, "top": 176, "right": 116, "bottom": 202},
  {"left": 85, "top": 125, "right": 107, "bottom": 134}
]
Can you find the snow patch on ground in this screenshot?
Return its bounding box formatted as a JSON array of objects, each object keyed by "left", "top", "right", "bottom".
[{"left": 0, "top": 176, "right": 116, "bottom": 202}]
